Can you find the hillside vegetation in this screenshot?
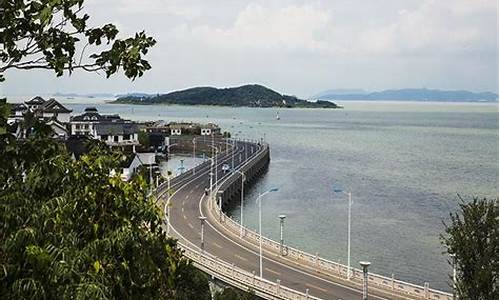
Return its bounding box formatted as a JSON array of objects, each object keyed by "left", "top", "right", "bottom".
[{"left": 114, "top": 84, "right": 339, "bottom": 108}]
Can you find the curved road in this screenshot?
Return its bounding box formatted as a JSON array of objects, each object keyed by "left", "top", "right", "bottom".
[{"left": 160, "top": 141, "right": 395, "bottom": 300}]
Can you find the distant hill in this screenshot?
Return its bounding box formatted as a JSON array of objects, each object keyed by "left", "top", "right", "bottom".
[
  {"left": 313, "top": 89, "right": 367, "bottom": 98},
  {"left": 317, "top": 88, "right": 498, "bottom": 102},
  {"left": 53, "top": 92, "right": 115, "bottom": 98},
  {"left": 113, "top": 84, "right": 340, "bottom": 108}
]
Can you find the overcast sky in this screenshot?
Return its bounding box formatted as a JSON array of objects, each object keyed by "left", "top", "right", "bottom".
[{"left": 2, "top": 0, "right": 499, "bottom": 98}]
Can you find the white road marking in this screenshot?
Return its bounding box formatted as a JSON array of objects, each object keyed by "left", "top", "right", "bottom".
[
  {"left": 265, "top": 267, "right": 281, "bottom": 276},
  {"left": 235, "top": 254, "right": 248, "bottom": 262},
  {"left": 305, "top": 283, "right": 328, "bottom": 293},
  {"left": 212, "top": 242, "right": 223, "bottom": 249},
  {"left": 188, "top": 223, "right": 194, "bottom": 229}
]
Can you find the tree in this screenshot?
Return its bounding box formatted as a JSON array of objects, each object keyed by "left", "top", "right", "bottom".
[
  {"left": 214, "top": 287, "right": 255, "bottom": 300},
  {"left": 0, "top": 126, "right": 211, "bottom": 299},
  {"left": 0, "top": 0, "right": 156, "bottom": 81},
  {"left": 441, "top": 196, "right": 499, "bottom": 299}
]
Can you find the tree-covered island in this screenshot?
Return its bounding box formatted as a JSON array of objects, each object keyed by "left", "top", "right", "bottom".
[{"left": 112, "top": 84, "right": 340, "bottom": 108}]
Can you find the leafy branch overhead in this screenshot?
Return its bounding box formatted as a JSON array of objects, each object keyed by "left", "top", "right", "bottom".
[{"left": 0, "top": 0, "right": 156, "bottom": 81}]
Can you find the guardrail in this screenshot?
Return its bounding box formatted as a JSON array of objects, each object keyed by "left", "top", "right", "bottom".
[
  {"left": 178, "top": 241, "right": 322, "bottom": 300},
  {"left": 209, "top": 142, "right": 453, "bottom": 300}
]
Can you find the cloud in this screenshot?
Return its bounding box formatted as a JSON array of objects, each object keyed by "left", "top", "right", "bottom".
[
  {"left": 159, "top": 0, "right": 497, "bottom": 61},
  {"left": 355, "top": 0, "right": 498, "bottom": 55},
  {"left": 168, "top": 3, "right": 336, "bottom": 53}
]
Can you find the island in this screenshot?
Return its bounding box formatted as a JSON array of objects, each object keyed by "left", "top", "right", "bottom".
[
  {"left": 315, "top": 88, "right": 498, "bottom": 102},
  {"left": 112, "top": 84, "right": 340, "bottom": 108}
]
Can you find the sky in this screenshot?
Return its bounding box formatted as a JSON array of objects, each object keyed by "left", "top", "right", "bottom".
[{"left": 1, "top": 0, "right": 499, "bottom": 98}]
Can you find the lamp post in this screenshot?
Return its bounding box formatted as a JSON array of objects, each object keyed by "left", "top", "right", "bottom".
[
  {"left": 233, "top": 169, "right": 246, "bottom": 237},
  {"left": 359, "top": 261, "right": 371, "bottom": 300},
  {"left": 208, "top": 145, "right": 219, "bottom": 191},
  {"left": 450, "top": 253, "right": 457, "bottom": 300},
  {"left": 333, "top": 188, "right": 353, "bottom": 279},
  {"left": 231, "top": 138, "right": 235, "bottom": 171},
  {"left": 192, "top": 137, "right": 196, "bottom": 175},
  {"left": 199, "top": 216, "right": 207, "bottom": 251},
  {"left": 278, "top": 215, "right": 286, "bottom": 256},
  {"left": 165, "top": 143, "right": 178, "bottom": 178},
  {"left": 256, "top": 187, "right": 279, "bottom": 278}
]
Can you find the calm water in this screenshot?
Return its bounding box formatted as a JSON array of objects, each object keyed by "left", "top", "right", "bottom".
[{"left": 51, "top": 100, "right": 499, "bottom": 291}]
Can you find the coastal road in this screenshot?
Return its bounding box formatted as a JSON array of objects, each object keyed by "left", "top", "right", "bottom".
[{"left": 160, "top": 140, "right": 395, "bottom": 300}]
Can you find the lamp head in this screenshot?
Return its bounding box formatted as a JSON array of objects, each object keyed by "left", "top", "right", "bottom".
[
  {"left": 333, "top": 188, "right": 343, "bottom": 193},
  {"left": 269, "top": 187, "right": 279, "bottom": 192},
  {"left": 359, "top": 261, "right": 371, "bottom": 269},
  {"left": 278, "top": 214, "right": 286, "bottom": 220}
]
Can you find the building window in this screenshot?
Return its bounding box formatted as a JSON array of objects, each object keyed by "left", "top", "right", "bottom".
[
  {"left": 84, "top": 124, "right": 89, "bottom": 129},
  {"left": 114, "top": 135, "right": 119, "bottom": 142},
  {"left": 101, "top": 135, "right": 108, "bottom": 141},
  {"left": 75, "top": 124, "right": 80, "bottom": 130},
  {"left": 123, "top": 134, "right": 130, "bottom": 140}
]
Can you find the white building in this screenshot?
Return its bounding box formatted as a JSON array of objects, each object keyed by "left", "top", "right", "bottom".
[
  {"left": 37, "top": 98, "right": 72, "bottom": 123},
  {"left": 71, "top": 107, "right": 139, "bottom": 152},
  {"left": 121, "top": 152, "right": 157, "bottom": 181},
  {"left": 70, "top": 107, "right": 121, "bottom": 136}
]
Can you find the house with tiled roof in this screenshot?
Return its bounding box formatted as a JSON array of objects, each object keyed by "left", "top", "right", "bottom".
[
  {"left": 37, "top": 98, "right": 72, "bottom": 123},
  {"left": 25, "top": 96, "right": 45, "bottom": 111},
  {"left": 70, "top": 107, "right": 139, "bottom": 152},
  {"left": 7, "top": 103, "right": 28, "bottom": 124}
]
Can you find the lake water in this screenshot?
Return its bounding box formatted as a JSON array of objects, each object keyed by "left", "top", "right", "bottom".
[{"left": 27, "top": 98, "right": 500, "bottom": 291}]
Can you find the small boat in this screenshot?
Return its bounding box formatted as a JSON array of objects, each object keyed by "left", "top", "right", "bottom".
[{"left": 276, "top": 111, "right": 280, "bottom": 120}]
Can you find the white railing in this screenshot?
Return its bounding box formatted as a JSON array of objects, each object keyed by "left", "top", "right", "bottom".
[
  {"left": 179, "top": 241, "right": 322, "bottom": 300},
  {"left": 209, "top": 144, "right": 453, "bottom": 300}
]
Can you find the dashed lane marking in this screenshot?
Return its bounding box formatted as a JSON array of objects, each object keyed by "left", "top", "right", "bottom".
[
  {"left": 212, "top": 242, "right": 223, "bottom": 249},
  {"left": 183, "top": 214, "right": 187, "bottom": 220},
  {"left": 305, "top": 283, "right": 328, "bottom": 293},
  {"left": 234, "top": 254, "right": 248, "bottom": 262},
  {"left": 188, "top": 223, "right": 194, "bottom": 229},
  {"left": 265, "top": 267, "right": 281, "bottom": 276},
  {"left": 181, "top": 207, "right": 184, "bottom": 213}
]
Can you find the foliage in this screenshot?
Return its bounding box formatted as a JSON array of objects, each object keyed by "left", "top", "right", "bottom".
[
  {"left": 0, "top": 127, "right": 210, "bottom": 299},
  {"left": 441, "top": 196, "right": 499, "bottom": 299},
  {"left": 0, "top": 0, "right": 156, "bottom": 81},
  {"left": 0, "top": 99, "right": 8, "bottom": 134},
  {"left": 114, "top": 84, "right": 340, "bottom": 108},
  {"left": 138, "top": 131, "right": 150, "bottom": 149},
  {"left": 214, "top": 287, "right": 255, "bottom": 300}
]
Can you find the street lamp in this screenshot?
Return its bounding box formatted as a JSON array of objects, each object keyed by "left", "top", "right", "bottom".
[
  {"left": 333, "top": 187, "right": 353, "bottom": 279},
  {"left": 278, "top": 215, "right": 286, "bottom": 256},
  {"left": 233, "top": 169, "right": 246, "bottom": 237},
  {"left": 256, "top": 187, "right": 279, "bottom": 278},
  {"left": 450, "top": 253, "right": 457, "bottom": 300},
  {"left": 192, "top": 137, "right": 196, "bottom": 175},
  {"left": 198, "top": 216, "right": 207, "bottom": 251},
  {"left": 359, "top": 261, "right": 371, "bottom": 300},
  {"left": 208, "top": 145, "right": 219, "bottom": 191}
]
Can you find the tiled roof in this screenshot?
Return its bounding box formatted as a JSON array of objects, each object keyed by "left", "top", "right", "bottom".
[
  {"left": 25, "top": 96, "right": 46, "bottom": 105},
  {"left": 95, "top": 122, "right": 138, "bottom": 135},
  {"left": 71, "top": 107, "right": 121, "bottom": 122},
  {"left": 11, "top": 103, "right": 28, "bottom": 111},
  {"left": 39, "top": 98, "right": 72, "bottom": 113}
]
